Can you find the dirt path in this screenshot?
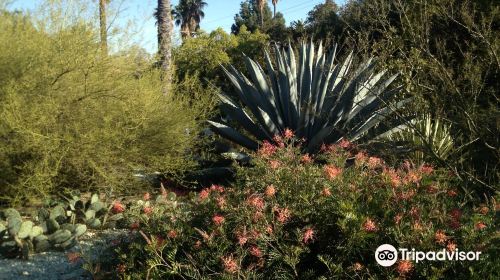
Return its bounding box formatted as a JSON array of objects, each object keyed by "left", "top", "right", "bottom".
[{"left": 0, "top": 229, "right": 128, "bottom": 280}]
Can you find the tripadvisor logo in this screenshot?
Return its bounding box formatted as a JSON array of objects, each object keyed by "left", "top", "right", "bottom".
[{"left": 375, "top": 244, "right": 482, "bottom": 266}]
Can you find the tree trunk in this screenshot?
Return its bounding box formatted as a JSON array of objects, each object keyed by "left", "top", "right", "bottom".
[
  {"left": 260, "top": 9, "right": 264, "bottom": 28},
  {"left": 99, "top": 0, "right": 107, "bottom": 55},
  {"left": 273, "top": 4, "right": 276, "bottom": 18},
  {"left": 157, "top": 0, "right": 172, "bottom": 95}
]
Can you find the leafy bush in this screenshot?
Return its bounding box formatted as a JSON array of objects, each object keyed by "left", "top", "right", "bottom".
[
  {"left": 106, "top": 133, "right": 497, "bottom": 279},
  {"left": 0, "top": 9, "right": 211, "bottom": 205},
  {"left": 338, "top": 0, "right": 499, "bottom": 189},
  {"left": 173, "top": 26, "right": 269, "bottom": 89}
]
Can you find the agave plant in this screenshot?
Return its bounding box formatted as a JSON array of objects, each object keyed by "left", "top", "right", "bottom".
[
  {"left": 387, "top": 114, "right": 454, "bottom": 163},
  {"left": 208, "top": 41, "right": 412, "bottom": 152}
]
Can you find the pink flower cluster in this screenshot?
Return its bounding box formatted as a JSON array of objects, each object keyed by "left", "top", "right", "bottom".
[
  {"left": 258, "top": 141, "right": 278, "bottom": 157},
  {"left": 324, "top": 164, "right": 342, "bottom": 180}
]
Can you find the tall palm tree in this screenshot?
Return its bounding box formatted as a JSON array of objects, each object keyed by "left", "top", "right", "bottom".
[
  {"left": 172, "top": 0, "right": 207, "bottom": 39},
  {"left": 154, "top": 0, "right": 173, "bottom": 93},
  {"left": 272, "top": 0, "right": 279, "bottom": 18},
  {"left": 99, "top": 0, "right": 108, "bottom": 54},
  {"left": 256, "top": 0, "right": 265, "bottom": 28}
]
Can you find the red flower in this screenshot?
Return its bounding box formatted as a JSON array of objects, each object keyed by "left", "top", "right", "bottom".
[
  {"left": 413, "top": 222, "right": 423, "bottom": 231},
  {"left": 275, "top": 207, "right": 291, "bottom": 224},
  {"left": 427, "top": 184, "right": 439, "bottom": 194},
  {"left": 450, "top": 208, "right": 462, "bottom": 220},
  {"left": 212, "top": 214, "right": 225, "bottom": 226},
  {"left": 130, "top": 222, "right": 140, "bottom": 230},
  {"left": 210, "top": 184, "right": 225, "bottom": 193},
  {"left": 475, "top": 222, "right": 487, "bottom": 231},
  {"left": 283, "top": 128, "right": 294, "bottom": 139},
  {"left": 353, "top": 262, "right": 364, "bottom": 271},
  {"left": 405, "top": 171, "right": 422, "bottom": 184},
  {"left": 367, "top": 157, "right": 382, "bottom": 169},
  {"left": 143, "top": 192, "right": 151, "bottom": 201},
  {"left": 363, "top": 218, "right": 377, "bottom": 232},
  {"left": 447, "top": 189, "right": 458, "bottom": 197},
  {"left": 143, "top": 206, "right": 153, "bottom": 215},
  {"left": 221, "top": 255, "right": 239, "bottom": 274},
  {"left": 409, "top": 207, "right": 420, "bottom": 219},
  {"left": 249, "top": 246, "right": 263, "bottom": 257},
  {"left": 324, "top": 165, "right": 342, "bottom": 180},
  {"left": 156, "top": 235, "right": 166, "bottom": 247},
  {"left": 199, "top": 188, "right": 210, "bottom": 201},
  {"left": 394, "top": 213, "right": 403, "bottom": 224},
  {"left": 247, "top": 195, "right": 265, "bottom": 210},
  {"left": 258, "top": 141, "right": 277, "bottom": 157},
  {"left": 300, "top": 154, "right": 313, "bottom": 164},
  {"left": 265, "top": 185, "right": 276, "bottom": 197},
  {"left": 216, "top": 196, "right": 226, "bottom": 209},
  {"left": 435, "top": 230, "right": 448, "bottom": 245},
  {"left": 250, "top": 229, "right": 262, "bottom": 240},
  {"left": 273, "top": 134, "right": 285, "bottom": 148},
  {"left": 355, "top": 152, "right": 368, "bottom": 165},
  {"left": 478, "top": 206, "right": 489, "bottom": 215},
  {"left": 167, "top": 230, "right": 177, "bottom": 239},
  {"left": 112, "top": 201, "right": 125, "bottom": 214},
  {"left": 321, "top": 187, "right": 332, "bottom": 197},
  {"left": 266, "top": 225, "right": 273, "bottom": 235},
  {"left": 338, "top": 138, "right": 351, "bottom": 149},
  {"left": 397, "top": 260, "right": 413, "bottom": 275},
  {"left": 116, "top": 263, "right": 126, "bottom": 273},
  {"left": 447, "top": 241, "right": 457, "bottom": 252},
  {"left": 67, "top": 252, "right": 80, "bottom": 263},
  {"left": 383, "top": 168, "right": 401, "bottom": 187},
  {"left": 236, "top": 231, "right": 248, "bottom": 246},
  {"left": 269, "top": 160, "right": 281, "bottom": 169},
  {"left": 302, "top": 228, "right": 315, "bottom": 244},
  {"left": 420, "top": 164, "right": 434, "bottom": 174}
]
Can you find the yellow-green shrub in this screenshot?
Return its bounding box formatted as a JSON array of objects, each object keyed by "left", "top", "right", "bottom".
[{"left": 0, "top": 7, "right": 212, "bottom": 205}]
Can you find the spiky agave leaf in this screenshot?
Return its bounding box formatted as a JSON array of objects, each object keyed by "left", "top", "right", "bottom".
[
  {"left": 386, "top": 115, "right": 454, "bottom": 163},
  {"left": 209, "top": 41, "right": 411, "bottom": 152}
]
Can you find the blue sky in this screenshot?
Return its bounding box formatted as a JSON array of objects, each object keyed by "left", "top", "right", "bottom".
[{"left": 7, "top": 0, "right": 345, "bottom": 53}]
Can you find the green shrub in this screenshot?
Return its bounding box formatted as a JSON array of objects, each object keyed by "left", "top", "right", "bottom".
[
  {"left": 0, "top": 8, "right": 212, "bottom": 206},
  {"left": 107, "top": 134, "right": 497, "bottom": 279},
  {"left": 338, "top": 0, "right": 499, "bottom": 190}
]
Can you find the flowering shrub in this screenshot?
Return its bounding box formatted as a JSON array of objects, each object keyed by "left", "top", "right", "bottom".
[{"left": 106, "top": 134, "right": 497, "bottom": 279}]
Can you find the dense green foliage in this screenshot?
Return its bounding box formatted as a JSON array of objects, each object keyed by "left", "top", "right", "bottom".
[
  {"left": 0, "top": 8, "right": 212, "bottom": 205},
  {"left": 231, "top": 0, "right": 288, "bottom": 43},
  {"left": 102, "top": 136, "right": 497, "bottom": 279},
  {"left": 173, "top": 26, "right": 269, "bottom": 88},
  {"left": 337, "top": 0, "right": 499, "bottom": 190}
]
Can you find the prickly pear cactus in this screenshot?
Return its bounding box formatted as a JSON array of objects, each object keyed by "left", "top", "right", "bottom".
[{"left": 0, "top": 192, "right": 129, "bottom": 259}]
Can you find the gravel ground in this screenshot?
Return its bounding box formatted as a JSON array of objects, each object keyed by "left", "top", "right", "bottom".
[{"left": 0, "top": 229, "right": 128, "bottom": 280}]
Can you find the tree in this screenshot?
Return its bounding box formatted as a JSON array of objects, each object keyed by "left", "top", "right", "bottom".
[
  {"left": 272, "top": 0, "right": 279, "bottom": 18},
  {"left": 257, "top": 0, "right": 265, "bottom": 27},
  {"left": 154, "top": 0, "right": 173, "bottom": 93},
  {"left": 289, "top": 20, "right": 307, "bottom": 42},
  {"left": 172, "top": 0, "right": 207, "bottom": 39},
  {"left": 231, "top": 0, "right": 287, "bottom": 42},
  {"left": 99, "top": 0, "right": 108, "bottom": 54},
  {"left": 305, "top": 0, "right": 342, "bottom": 44}
]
